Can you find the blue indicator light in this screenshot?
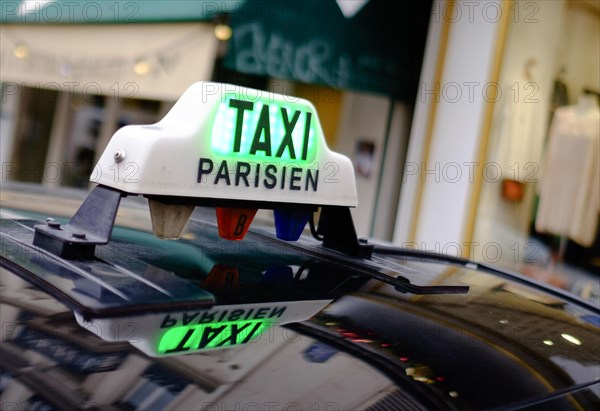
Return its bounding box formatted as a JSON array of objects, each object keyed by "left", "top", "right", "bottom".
[{"left": 274, "top": 210, "right": 311, "bottom": 241}]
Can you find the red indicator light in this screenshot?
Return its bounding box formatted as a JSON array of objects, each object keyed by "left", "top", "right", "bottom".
[
  {"left": 399, "top": 357, "right": 409, "bottom": 362},
  {"left": 216, "top": 207, "right": 257, "bottom": 240},
  {"left": 274, "top": 209, "right": 310, "bottom": 241},
  {"left": 352, "top": 338, "right": 373, "bottom": 343},
  {"left": 202, "top": 264, "right": 239, "bottom": 291}
]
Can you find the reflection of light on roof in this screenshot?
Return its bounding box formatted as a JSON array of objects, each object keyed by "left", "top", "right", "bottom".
[
  {"left": 543, "top": 340, "right": 554, "bottom": 346},
  {"left": 351, "top": 338, "right": 373, "bottom": 343},
  {"left": 561, "top": 333, "right": 582, "bottom": 346}
]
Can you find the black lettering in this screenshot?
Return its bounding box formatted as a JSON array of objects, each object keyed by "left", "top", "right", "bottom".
[
  {"left": 229, "top": 99, "right": 254, "bottom": 152},
  {"left": 254, "top": 164, "right": 260, "bottom": 187},
  {"left": 215, "top": 160, "right": 231, "bottom": 185},
  {"left": 199, "top": 311, "right": 217, "bottom": 323},
  {"left": 235, "top": 162, "right": 251, "bottom": 186},
  {"left": 301, "top": 112, "right": 312, "bottom": 160},
  {"left": 264, "top": 164, "right": 277, "bottom": 189},
  {"left": 165, "top": 328, "right": 195, "bottom": 353},
  {"left": 254, "top": 307, "right": 269, "bottom": 319},
  {"left": 270, "top": 307, "right": 287, "bottom": 318},
  {"left": 276, "top": 108, "right": 300, "bottom": 159},
  {"left": 280, "top": 166, "right": 287, "bottom": 189},
  {"left": 290, "top": 167, "right": 302, "bottom": 190},
  {"left": 182, "top": 312, "right": 199, "bottom": 326},
  {"left": 161, "top": 315, "right": 177, "bottom": 328},
  {"left": 218, "top": 311, "right": 228, "bottom": 322},
  {"left": 244, "top": 309, "right": 255, "bottom": 320},
  {"left": 217, "top": 323, "right": 253, "bottom": 347},
  {"left": 198, "top": 158, "right": 214, "bottom": 182},
  {"left": 306, "top": 169, "right": 319, "bottom": 191},
  {"left": 198, "top": 325, "right": 227, "bottom": 349},
  {"left": 250, "top": 105, "right": 272, "bottom": 156},
  {"left": 241, "top": 322, "right": 264, "bottom": 343},
  {"left": 234, "top": 214, "right": 248, "bottom": 236},
  {"left": 229, "top": 309, "right": 245, "bottom": 321}
]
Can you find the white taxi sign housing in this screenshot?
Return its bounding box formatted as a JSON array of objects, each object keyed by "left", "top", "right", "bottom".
[{"left": 92, "top": 82, "right": 357, "bottom": 207}]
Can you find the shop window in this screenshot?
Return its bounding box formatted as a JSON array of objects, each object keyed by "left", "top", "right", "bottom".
[{"left": 9, "top": 86, "right": 58, "bottom": 183}]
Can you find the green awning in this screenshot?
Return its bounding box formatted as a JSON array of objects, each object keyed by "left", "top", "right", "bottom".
[
  {"left": 1, "top": 0, "right": 242, "bottom": 24},
  {"left": 223, "top": 0, "right": 432, "bottom": 99},
  {"left": 2, "top": 0, "right": 433, "bottom": 98}
]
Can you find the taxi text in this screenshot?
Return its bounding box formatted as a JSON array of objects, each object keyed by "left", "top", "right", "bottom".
[
  {"left": 198, "top": 159, "right": 319, "bottom": 191},
  {"left": 161, "top": 306, "right": 287, "bottom": 328}
]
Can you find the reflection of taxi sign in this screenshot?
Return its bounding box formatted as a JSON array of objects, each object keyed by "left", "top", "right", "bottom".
[
  {"left": 74, "top": 300, "right": 331, "bottom": 357},
  {"left": 33, "top": 82, "right": 371, "bottom": 260},
  {"left": 159, "top": 319, "right": 272, "bottom": 354}
]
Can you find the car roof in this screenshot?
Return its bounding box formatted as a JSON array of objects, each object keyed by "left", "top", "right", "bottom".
[{"left": 1, "top": 184, "right": 599, "bottom": 410}]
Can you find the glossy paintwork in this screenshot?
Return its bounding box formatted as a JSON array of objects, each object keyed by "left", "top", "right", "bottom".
[{"left": 1, "top": 198, "right": 599, "bottom": 410}]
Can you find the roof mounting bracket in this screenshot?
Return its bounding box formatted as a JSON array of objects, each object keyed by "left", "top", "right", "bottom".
[
  {"left": 316, "top": 206, "right": 374, "bottom": 258},
  {"left": 33, "top": 185, "right": 123, "bottom": 260}
]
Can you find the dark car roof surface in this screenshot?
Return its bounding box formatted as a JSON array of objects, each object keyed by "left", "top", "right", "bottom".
[{"left": 0, "top": 188, "right": 599, "bottom": 411}]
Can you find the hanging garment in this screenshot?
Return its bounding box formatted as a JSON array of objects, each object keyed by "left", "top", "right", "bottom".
[
  {"left": 496, "top": 87, "right": 542, "bottom": 183},
  {"left": 535, "top": 95, "right": 600, "bottom": 247},
  {"left": 547, "top": 77, "right": 570, "bottom": 134}
]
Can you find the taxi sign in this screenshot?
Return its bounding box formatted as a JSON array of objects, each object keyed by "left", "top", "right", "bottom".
[
  {"left": 91, "top": 82, "right": 357, "bottom": 207},
  {"left": 32, "top": 82, "right": 371, "bottom": 258}
]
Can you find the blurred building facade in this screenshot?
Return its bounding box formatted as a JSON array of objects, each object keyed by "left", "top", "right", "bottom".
[
  {"left": 393, "top": 0, "right": 599, "bottom": 277},
  {"left": 0, "top": 0, "right": 431, "bottom": 241}
]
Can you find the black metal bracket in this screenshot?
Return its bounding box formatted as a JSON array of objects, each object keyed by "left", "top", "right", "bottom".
[
  {"left": 316, "top": 206, "right": 374, "bottom": 258},
  {"left": 33, "top": 186, "right": 123, "bottom": 260},
  {"left": 31, "top": 186, "right": 371, "bottom": 260}
]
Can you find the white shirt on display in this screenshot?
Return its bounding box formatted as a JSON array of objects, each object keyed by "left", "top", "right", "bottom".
[
  {"left": 535, "top": 93, "right": 600, "bottom": 247},
  {"left": 495, "top": 67, "right": 545, "bottom": 183}
]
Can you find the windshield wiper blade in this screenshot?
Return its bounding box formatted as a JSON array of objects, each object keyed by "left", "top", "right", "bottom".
[
  {"left": 346, "top": 262, "right": 469, "bottom": 295},
  {"left": 371, "top": 244, "right": 600, "bottom": 312},
  {"left": 371, "top": 245, "right": 474, "bottom": 266},
  {"left": 249, "top": 231, "right": 469, "bottom": 295}
]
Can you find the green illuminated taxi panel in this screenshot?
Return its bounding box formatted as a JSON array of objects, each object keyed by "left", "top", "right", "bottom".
[
  {"left": 211, "top": 97, "right": 319, "bottom": 163},
  {"left": 91, "top": 81, "right": 358, "bottom": 207},
  {"left": 158, "top": 320, "right": 271, "bottom": 354},
  {"left": 75, "top": 300, "right": 332, "bottom": 357}
]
